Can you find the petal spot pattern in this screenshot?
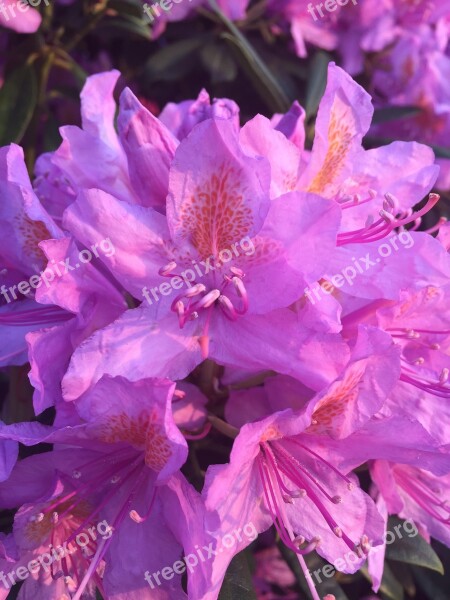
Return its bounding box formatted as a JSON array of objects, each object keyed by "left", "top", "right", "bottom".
[
  {"left": 97, "top": 410, "right": 172, "bottom": 471},
  {"left": 309, "top": 364, "right": 365, "bottom": 432},
  {"left": 178, "top": 163, "right": 253, "bottom": 259},
  {"left": 307, "top": 108, "right": 353, "bottom": 195},
  {"left": 15, "top": 214, "right": 51, "bottom": 267}
]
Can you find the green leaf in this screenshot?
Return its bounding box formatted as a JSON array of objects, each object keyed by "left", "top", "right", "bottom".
[
  {"left": 385, "top": 517, "right": 444, "bottom": 574},
  {"left": 99, "top": 15, "right": 152, "bottom": 40},
  {"left": 143, "top": 36, "right": 210, "bottom": 82},
  {"left": 200, "top": 41, "right": 238, "bottom": 83},
  {"left": 305, "top": 51, "right": 333, "bottom": 120},
  {"left": 372, "top": 105, "right": 422, "bottom": 125},
  {"left": 218, "top": 550, "right": 257, "bottom": 600},
  {"left": 412, "top": 566, "right": 449, "bottom": 600},
  {"left": 0, "top": 64, "right": 38, "bottom": 146},
  {"left": 208, "top": 0, "right": 291, "bottom": 113},
  {"left": 429, "top": 144, "right": 450, "bottom": 159},
  {"left": 108, "top": 0, "right": 144, "bottom": 18}
]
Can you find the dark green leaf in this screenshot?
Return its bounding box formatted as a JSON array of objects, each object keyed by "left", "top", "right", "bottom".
[
  {"left": 0, "top": 64, "right": 38, "bottom": 146},
  {"left": 385, "top": 517, "right": 444, "bottom": 574},
  {"left": 143, "top": 36, "right": 210, "bottom": 82},
  {"left": 372, "top": 105, "right": 422, "bottom": 125},
  {"left": 429, "top": 144, "right": 450, "bottom": 159},
  {"left": 412, "top": 566, "right": 449, "bottom": 600},
  {"left": 99, "top": 15, "right": 152, "bottom": 40},
  {"left": 208, "top": 0, "right": 291, "bottom": 113},
  {"left": 108, "top": 0, "right": 144, "bottom": 18},
  {"left": 200, "top": 42, "right": 238, "bottom": 83},
  {"left": 305, "top": 51, "right": 333, "bottom": 120},
  {"left": 218, "top": 550, "right": 257, "bottom": 600}
]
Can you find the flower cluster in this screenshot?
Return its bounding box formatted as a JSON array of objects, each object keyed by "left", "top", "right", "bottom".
[
  {"left": 267, "top": 0, "right": 450, "bottom": 189},
  {"left": 0, "top": 61, "right": 449, "bottom": 600}
]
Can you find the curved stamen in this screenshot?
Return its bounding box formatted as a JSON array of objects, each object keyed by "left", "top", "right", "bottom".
[
  {"left": 396, "top": 470, "right": 450, "bottom": 524},
  {"left": 337, "top": 193, "right": 440, "bottom": 246}
]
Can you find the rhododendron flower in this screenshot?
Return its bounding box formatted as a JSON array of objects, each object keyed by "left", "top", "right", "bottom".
[
  {"left": 0, "top": 144, "right": 126, "bottom": 413},
  {"left": 341, "top": 285, "right": 450, "bottom": 408},
  {"left": 203, "top": 408, "right": 385, "bottom": 600},
  {"left": 225, "top": 325, "right": 401, "bottom": 436},
  {"left": 0, "top": 376, "right": 196, "bottom": 599},
  {"left": 371, "top": 462, "right": 450, "bottom": 547},
  {"left": 60, "top": 99, "right": 347, "bottom": 399}
]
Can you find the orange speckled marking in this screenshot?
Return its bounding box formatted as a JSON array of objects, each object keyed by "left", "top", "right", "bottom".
[
  {"left": 98, "top": 410, "right": 172, "bottom": 471},
  {"left": 307, "top": 109, "right": 353, "bottom": 195},
  {"left": 15, "top": 214, "right": 51, "bottom": 266},
  {"left": 309, "top": 365, "right": 365, "bottom": 432},
  {"left": 178, "top": 163, "right": 253, "bottom": 259}
]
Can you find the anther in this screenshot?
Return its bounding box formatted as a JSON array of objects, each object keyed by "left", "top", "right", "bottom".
[
  {"left": 439, "top": 368, "right": 449, "bottom": 385},
  {"left": 384, "top": 192, "right": 396, "bottom": 209},
  {"left": 129, "top": 510, "right": 145, "bottom": 523},
  {"left": 158, "top": 261, "right": 177, "bottom": 276},
  {"left": 293, "top": 535, "right": 306, "bottom": 546},
  {"left": 196, "top": 289, "right": 220, "bottom": 309},
  {"left": 30, "top": 513, "right": 45, "bottom": 522},
  {"left": 230, "top": 266, "right": 245, "bottom": 278},
  {"left": 185, "top": 284, "right": 206, "bottom": 298},
  {"left": 292, "top": 489, "right": 307, "bottom": 498},
  {"left": 333, "top": 526, "right": 343, "bottom": 538},
  {"left": 282, "top": 494, "right": 294, "bottom": 504},
  {"left": 407, "top": 329, "right": 420, "bottom": 339}
]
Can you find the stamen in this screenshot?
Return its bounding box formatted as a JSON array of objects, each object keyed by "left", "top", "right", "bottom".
[
  {"left": 232, "top": 277, "right": 249, "bottom": 314},
  {"left": 337, "top": 192, "right": 440, "bottom": 246}
]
